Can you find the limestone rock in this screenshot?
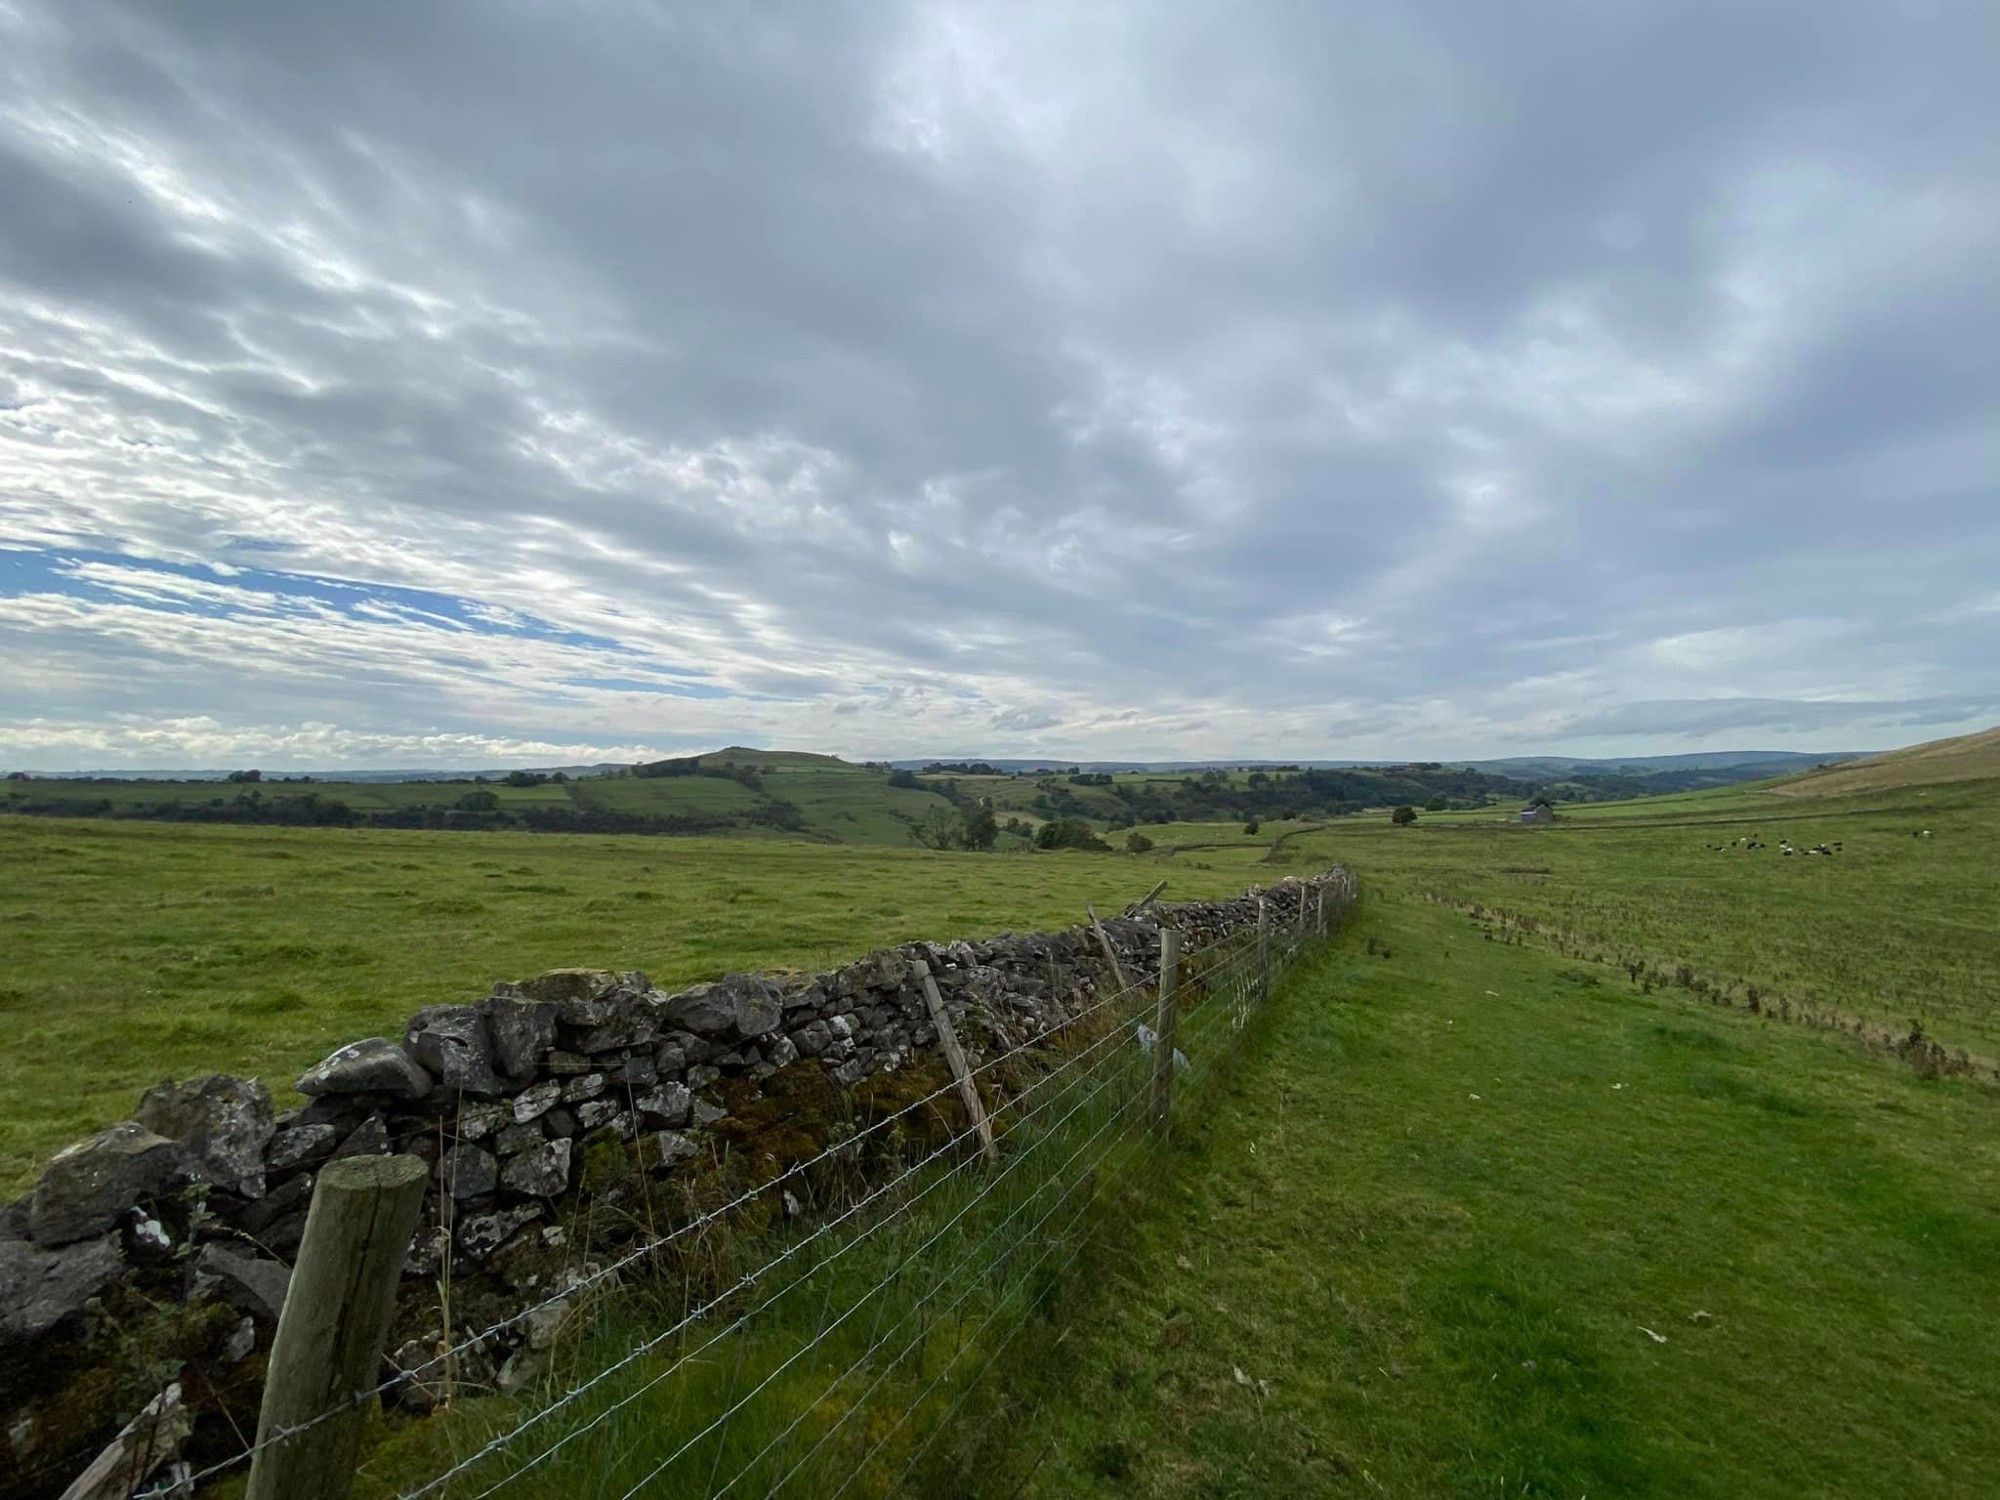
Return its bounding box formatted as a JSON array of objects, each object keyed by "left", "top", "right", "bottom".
[
  {"left": 454, "top": 1101, "right": 512, "bottom": 1141},
  {"left": 517, "top": 967, "right": 620, "bottom": 1004},
  {"left": 512, "top": 1080, "right": 561, "bottom": 1123},
  {"left": 457, "top": 1204, "right": 542, "bottom": 1260},
  {"left": 495, "top": 1120, "right": 544, "bottom": 1155},
  {"left": 296, "top": 1038, "right": 433, "bottom": 1101},
  {"left": 192, "top": 1243, "right": 291, "bottom": 1323},
  {"left": 234, "top": 1171, "right": 312, "bottom": 1239},
  {"left": 479, "top": 994, "right": 558, "bottom": 1078},
  {"left": 438, "top": 1143, "right": 499, "bottom": 1200},
  {"left": 266, "top": 1123, "right": 337, "bottom": 1173},
  {"left": 0, "top": 1232, "right": 122, "bottom": 1344},
  {"left": 572, "top": 1097, "right": 619, "bottom": 1131},
  {"left": 329, "top": 1115, "right": 389, "bottom": 1160},
  {"left": 654, "top": 974, "right": 783, "bottom": 1039},
  {"left": 635, "top": 1082, "right": 691, "bottom": 1127},
  {"left": 643, "top": 1131, "right": 699, "bottom": 1171},
  {"left": 405, "top": 1006, "right": 504, "bottom": 1097},
  {"left": 135, "top": 1074, "right": 275, "bottom": 1200},
  {"left": 560, "top": 1073, "right": 606, "bottom": 1103},
  {"left": 500, "top": 1139, "right": 572, "bottom": 1197},
  {"left": 29, "top": 1123, "right": 183, "bottom": 1247}
]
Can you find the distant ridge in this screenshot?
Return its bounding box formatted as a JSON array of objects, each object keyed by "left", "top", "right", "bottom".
[{"left": 885, "top": 750, "right": 1865, "bottom": 777}]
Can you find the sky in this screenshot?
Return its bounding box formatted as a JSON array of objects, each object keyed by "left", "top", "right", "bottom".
[{"left": 2, "top": 1, "right": 1995, "bottom": 770}]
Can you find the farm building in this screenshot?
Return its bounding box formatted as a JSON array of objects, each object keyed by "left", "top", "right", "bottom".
[{"left": 1518, "top": 804, "right": 1555, "bottom": 825}]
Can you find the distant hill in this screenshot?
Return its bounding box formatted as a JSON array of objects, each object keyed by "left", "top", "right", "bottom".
[
  {"left": 889, "top": 749, "right": 1862, "bottom": 778},
  {"left": 17, "top": 764, "right": 627, "bottom": 783},
  {"left": 1771, "top": 725, "right": 2000, "bottom": 797},
  {"left": 1456, "top": 749, "right": 1865, "bottom": 777},
  {"left": 6, "top": 740, "right": 1930, "bottom": 846}
]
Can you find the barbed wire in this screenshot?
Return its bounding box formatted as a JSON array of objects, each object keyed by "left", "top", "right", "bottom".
[
  {"left": 428, "top": 951, "right": 1201, "bottom": 1498},
  {"left": 152, "top": 878, "right": 1340, "bottom": 1499},
  {"left": 472, "top": 922, "right": 1304, "bottom": 1497},
  {"left": 428, "top": 928, "right": 1291, "bottom": 1496}
]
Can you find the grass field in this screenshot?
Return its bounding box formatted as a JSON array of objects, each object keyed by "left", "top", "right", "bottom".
[
  {"left": 345, "top": 773, "right": 1999, "bottom": 1497},
  {"left": 7, "top": 742, "right": 1997, "bottom": 1495},
  {"left": 977, "top": 892, "right": 2000, "bottom": 1498},
  {"left": 0, "top": 818, "right": 1251, "bottom": 1192},
  {"left": 1147, "top": 773, "right": 2000, "bottom": 1062}
]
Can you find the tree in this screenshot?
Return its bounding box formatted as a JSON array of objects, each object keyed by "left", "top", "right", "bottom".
[
  {"left": 1390, "top": 804, "right": 1418, "bottom": 826},
  {"left": 959, "top": 805, "right": 999, "bottom": 852},
  {"left": 1243, "top": 819, "right": 1261, "bottom": 835},
  {"left": 1425, "top": 795, "right": 1448, "bottom": 812},
  {"left": 886, "top": 769, "right": 922, "bottom": 790},
  {"left": 909, "top": 806, "right": 961, "bottom": 850},
  {"left": 504, "top": 770, "right": 544, "bottom": 787},
  {"left": 1124, "top": 831, "right": 1155, "bottom": 854},
  {"left": 226, "top": 768, "right": 262, "bottom": 783},
  {"left": 457, "top": 789, "right": 500, "bottom": 812}
]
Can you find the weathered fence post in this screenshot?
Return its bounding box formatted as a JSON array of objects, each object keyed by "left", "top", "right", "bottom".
[
  {"left": 247, "top": 1154, "right": 427, "bottom": 1500},
  {"left": 916, "top": 960, "right": 999, "bottom": 1163},
  {"left": 1295, "top": 880, "right": 1309, "bottom": 936},
  {"left": 1314, "top": 886, "right": 1327, "bottom": 937},
  {"left": 1084, "top": 902, "right": 1134, "bottom": 999},
  {"left": 1149, "top": 927, "right": 1181, "bottom": 1137},
  {"left": 1257, "top": 897, "right": 1271, "bottom": 1004}
]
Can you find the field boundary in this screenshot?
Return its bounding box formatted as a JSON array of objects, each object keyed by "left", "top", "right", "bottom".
[
  {"left": 1431, "top": 893, "right": 1999, "bottom": 1082},
  {"left": 5, "top": 869, "right": 1354, "bottom": 1498}
]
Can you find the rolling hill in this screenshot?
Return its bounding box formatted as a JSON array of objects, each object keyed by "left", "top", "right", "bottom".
[{"left": 1771, "top": 724, "right": 2000, "bottom": 796}]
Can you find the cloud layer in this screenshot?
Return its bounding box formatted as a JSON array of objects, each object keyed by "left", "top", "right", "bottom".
[{"left": 3, "top": 1, "right": 1994, "bottom": 767}]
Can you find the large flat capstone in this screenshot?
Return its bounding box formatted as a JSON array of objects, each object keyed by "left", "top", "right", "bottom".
[{"left": 296, "top": 1037, "right": 434, "bottom": 1100}]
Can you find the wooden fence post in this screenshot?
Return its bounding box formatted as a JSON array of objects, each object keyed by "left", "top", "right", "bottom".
[
  {"left": 1149, "top": 928, "right": 1181, "bottom": 1137},
  {"left": 1084, "top": 902, "right": 1133, "bottom": 999},
  {"left": 247, "top": 1154, "right": 427, "bottom": 1500},
  {"left": 1295, "top": 880, "right": 1309, "bottom": 936},
  {"left": 1257, "top": 897, "right": 1271, "bottom": 1004},
  {"left": 916, "top": 960, "right": 998, "bottom": 1163}
]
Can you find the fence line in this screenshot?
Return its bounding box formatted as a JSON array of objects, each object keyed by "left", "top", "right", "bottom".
[{"left": 148, "top": 871, "right": 1352, "bottom": 1499}]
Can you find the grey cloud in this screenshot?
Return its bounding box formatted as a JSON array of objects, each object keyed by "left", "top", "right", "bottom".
[{"left": 0, "top": 0, "right": 1994, "bottom": 764}]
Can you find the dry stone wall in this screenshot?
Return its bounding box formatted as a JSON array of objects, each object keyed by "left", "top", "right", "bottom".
[{"left": 0, "top": 868, "right": 1354, "bottom": 1496}]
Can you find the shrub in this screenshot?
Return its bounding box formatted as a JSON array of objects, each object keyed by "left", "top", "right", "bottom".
[
  {"left": 1125, "top": 831, "right": 1155, "bottom": 854},
  {"left": 1035, "top": 818, "right": 1110, "bottom": 852},
  {"left": 1390, "top": 804, "right": 1418, "bottom": 826}
]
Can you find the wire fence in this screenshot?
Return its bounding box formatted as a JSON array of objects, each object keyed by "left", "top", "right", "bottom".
[{"left": 143, "top": 875, "right": 1352, "bottom": 1499}]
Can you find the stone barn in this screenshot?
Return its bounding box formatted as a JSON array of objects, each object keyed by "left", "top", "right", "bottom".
[{"left": 1518, "top": 804, "right": 1555, "bottom": 825}]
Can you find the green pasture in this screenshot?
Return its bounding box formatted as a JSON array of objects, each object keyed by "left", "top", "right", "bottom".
[{"left": 0, "top": 818, "right": 1245, "bottom": 1192}]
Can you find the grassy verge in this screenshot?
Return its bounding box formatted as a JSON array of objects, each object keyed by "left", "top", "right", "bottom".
[
  {"left": 963, "top": 890, "right": 1999, "bottom": 1497},
  {"left": 0, "top": 817, "right": 1255, "bottom": 1191}
]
